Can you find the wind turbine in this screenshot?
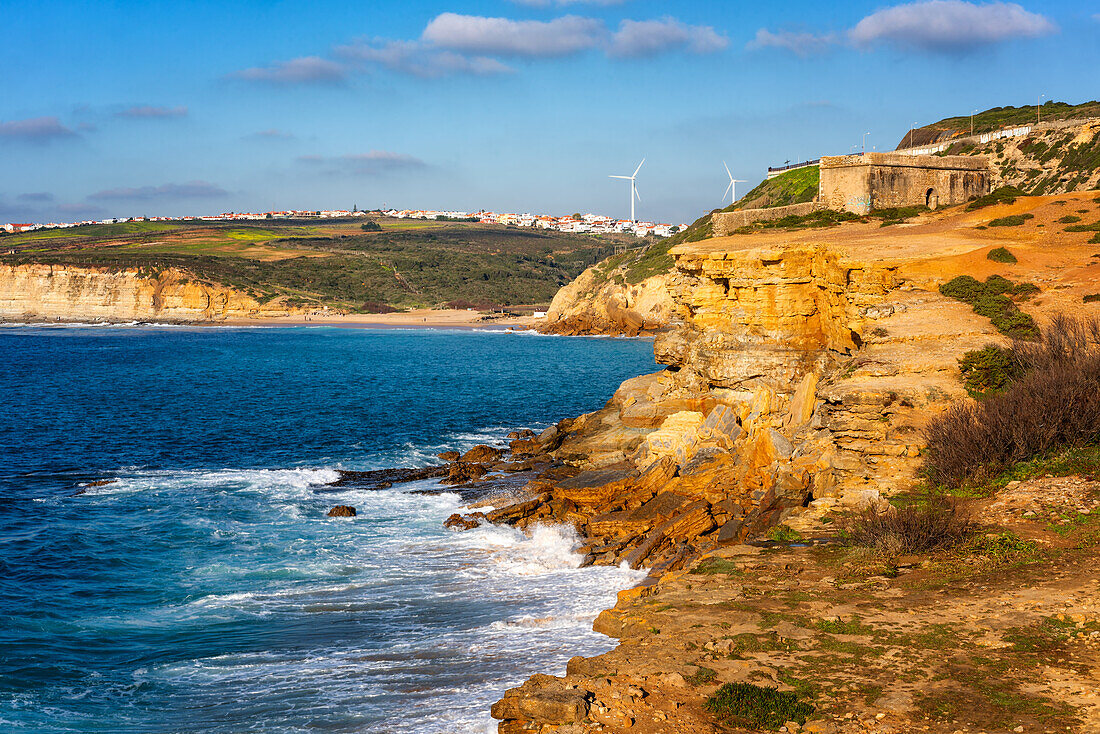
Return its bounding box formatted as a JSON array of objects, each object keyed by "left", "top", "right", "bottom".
[
  {"left": 609, "top": 158, "right": 645, "bottom": 222},
  {"left": 722, "top": 162, "right": 746, "bottom": 207}
]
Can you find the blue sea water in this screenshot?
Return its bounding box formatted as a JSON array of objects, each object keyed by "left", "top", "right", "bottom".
[{"left": 0, "top": 325, "right": 657, "bottom": 733}]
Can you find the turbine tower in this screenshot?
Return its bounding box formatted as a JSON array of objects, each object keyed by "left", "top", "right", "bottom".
[
  {"left": 723, "top": 162, "right": 746, "bottom": 206},
  {"left": 609, "top": 158, "right": 645, "bottom": 222}
]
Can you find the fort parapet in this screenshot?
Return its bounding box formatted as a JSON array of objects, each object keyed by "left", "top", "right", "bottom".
[{"left": 819, "top": 153, "right": 990, "bottom": 214}]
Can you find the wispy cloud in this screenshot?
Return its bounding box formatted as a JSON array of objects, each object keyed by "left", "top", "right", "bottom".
[
  {"left": 421, "top": 13, "right": 606, "bottom": 57},
  {"left": 115, "top": 105, "right": 188, "bottom": 119},
  {"left": 609, "top": 17, "right": 728, "bottom": 58},
  {"left": 17, "top": 192, "right": 55, "bottom": 202},
  {"left": 88, "top": 181, "right": 229, "bottom": 201},
  {"left": 57, "top": 202, "right": 106, "bottom": 218},
  {"left": 751, "top": 0, "right": 1056, "bottom": 56},
  {"left": 337, "top": 40, "right": 513, "bottom": 78},
  {"left": 297, "top": 151, "right": 427, "bottom": 176},
  {"left": 746, "top": 29, "right": 838, "bottom": 57},
  {"left": 232, "top": 56, "right": 346, "bottom": 85},
  {"left": 243, "top": 12, "right": 727, "bottom": 82},
  {"left": 247, "top": 129, "right": 296, "bottom": 140},
  {"left": 0, "top": 116, "right": 78, "bottom": 143}
]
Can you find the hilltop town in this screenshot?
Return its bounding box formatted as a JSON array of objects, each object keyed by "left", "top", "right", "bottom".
[{"left": 2, "top": 207, "right": 686, "bottom": 240}]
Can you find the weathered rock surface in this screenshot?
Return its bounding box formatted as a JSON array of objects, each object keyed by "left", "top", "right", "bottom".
[
  {"left": 326, "top": 505, "right": 356, "bottom": 517},
  {"left": 0, "top": 263, "right": 299, "bottom": 322},
  {"left": 537, "top": 264, "right": 674, "bottom": 336}
]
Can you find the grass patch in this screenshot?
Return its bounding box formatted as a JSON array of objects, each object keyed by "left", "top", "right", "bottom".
[
  {"left": 733, "top": 166, "right": 820, "bottom": 211},
  {"left": 988, "top": 213, "right": 1034, "bottom": 227},
  {"left": 939, "top": 274, "right": 1039, "bottom": 339},
  {"left": 704, "top": 682, "right": 815, "bottom": 730},
  {"left": 766, "top": 524, "right": 803, "bottom": 542},
  {"left": 686, "top": 665, "right": 718, "bottom": 686},
  {"left": 691, "top": 557, "right": 742, "bottom": 576},
  {"left": 986, "top": 246, "right": 1017, "bottom": 263}
]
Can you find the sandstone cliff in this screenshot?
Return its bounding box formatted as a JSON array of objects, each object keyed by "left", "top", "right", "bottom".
[
  {"left": 487, "top": 190, "right": 1100, "bottom": 733},
  {"left": 0, "top": 263, "right": 299, "bottom": 322},
  {"left": 538, "top": 244, "right": 675, "bottom": 336}
]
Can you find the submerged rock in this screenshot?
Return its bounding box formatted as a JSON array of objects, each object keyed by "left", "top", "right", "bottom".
[
  {"left": 318, "top": 466, "right": 448, "bottom": 492},
  {"left": 327, "top": 505, "right": 356, "bottom": 517}
]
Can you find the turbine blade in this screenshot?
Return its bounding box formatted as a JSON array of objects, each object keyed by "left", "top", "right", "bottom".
[
  {"left": 633, "top": 158, "right": 646, "bottom": 177},
  {"left": 724, "top": 161, "right": 732, "bottom": 180},
  {"left": 609, "top": 175, "right": 630, "bottom": 179},
  {"left": 634, "top": 186, "right": 641, "bottom": 202},
  {"left": 723, "top": 181, "right": 733, "bottom": 198}
]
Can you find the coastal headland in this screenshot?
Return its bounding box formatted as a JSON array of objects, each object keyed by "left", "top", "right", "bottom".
[{"left": 416, "top": 191, "right": 1100, "bottom": 733}]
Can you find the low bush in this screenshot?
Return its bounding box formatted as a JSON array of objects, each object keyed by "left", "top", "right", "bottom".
[
  {"left": 844, "top": 495, "right": 972, "bottom": 555},
  {"left": 987, "top": 246, "right": 1017, "bottom": 263},
  {"left": 704, "top": 682, "right": 814, "bottom": 730},
  {"left": 988, "top": 213, "right": 1034, "bottom": 227},
  {"left": 966, "top": 186, "right": 1025, "bottom": 211},
  {"left": 1085, "top": 294, "right": 1100, "bottom": 303},
  {"left": 924, "top": 315, "right": 1100, "bottom": 486},
  {"left": 360, "top": 221, "right": 382, "bottom": 232},
  {"left": 957, "top": 345, "right": 1022, "bottom": 398},
  {"left": 1065, "top": 221, "right": 1100, "bottom": 233},
  {"left": 1058, "top": 215, "right": 1082, "bottom": 224},
  {"left": 939, "top": 275, "right": 1039, "bottom": 339}
]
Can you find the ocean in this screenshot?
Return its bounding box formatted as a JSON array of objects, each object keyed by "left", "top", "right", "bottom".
[{"left": 0, "top": 325, "right": 657, "bottom": 733}]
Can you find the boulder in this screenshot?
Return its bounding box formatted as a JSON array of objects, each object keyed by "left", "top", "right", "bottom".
[
  {"left": 441, "top": 462, "right": 488, "bottom": 485},
  {"left": 437, "top": 450, "right": 461, "bottom": 462},
  {"left": 555, "top": 465, "right": 636, "bottom": 506},
  {"left": 507, "top": 429, "right": 536, "bottom": 440},
  {"left": 491, "top": 676, "right": 591, "bottom": 725},
  {"left": 444, "top": 513, "right": 482, "bottom": 531},
  {"left": 462, "top": 444, "right": 503, "bottom": 463},
  {"left": 509, "top": 437, "right": 540, "bottom": 456},
  {"left": 327, "top": 505, "right": 356, "bottom": 517}
]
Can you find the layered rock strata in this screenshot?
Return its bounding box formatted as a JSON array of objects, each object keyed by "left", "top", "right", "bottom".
[
  {"left": 0, "top": 263, "right": 298, "bottom": 322},
  {"left": 537, "top": 267, "right": 673, "bottom": 336}
]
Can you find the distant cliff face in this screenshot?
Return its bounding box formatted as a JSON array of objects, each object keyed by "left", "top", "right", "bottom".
[
  {"left": 0, "top": 263, "right": 296, "bottom": 322},
  {"left": 539, "top": 266, "right": 673, "bottom": 336}
]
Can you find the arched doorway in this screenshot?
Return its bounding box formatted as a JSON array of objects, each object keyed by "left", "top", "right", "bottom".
[{"left": 925, "top": 188, "right": 938, "bottom": 209}]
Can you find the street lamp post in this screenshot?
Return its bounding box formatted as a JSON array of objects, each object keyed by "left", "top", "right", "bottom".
[
  {"left": 862, "top": 131, "right": 870, "bottom": 153},
  {"left": 1038, "top": 94, "right": 1045, "bottom": 125}
]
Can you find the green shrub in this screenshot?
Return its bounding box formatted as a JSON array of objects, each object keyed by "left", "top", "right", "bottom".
[
  {"left": 986, "top": 246, "right": 1017, "bottom": 263},
  {"left": 1058, "top": 215, "right": 1082, "bottom": 224},
  {"left": 958, "top": 345, "right": 1023, "bottom": 398},
  {"left": 687, "top": 666, "right": 718, "bottom": 686},
  {"left": 966, "top": 186, "right": 1025, "bottom": 211},
  {"left": 704, "top": 682, "right": 814, "bottom": 730},
  {"left": 1084, "top": 294, "right": 1100, "bottom": 303},
  {"left": 843, "top": 494, "right": 972, "bottom": 555},
  {"left": 924, "top": 316, "right": 1100, "bottom": 486},
  {"left": 1065, "top": 221, "right": 1100, "bottom": 233},
  {"left": 939, "top": 275, "right": 1039, "bottom": 339},
  {"left": 988, "top": 213, "right": 1034, "bottom": 227},
  {"left": 360, "top": 221, "right": 382, "bottom": 232}
]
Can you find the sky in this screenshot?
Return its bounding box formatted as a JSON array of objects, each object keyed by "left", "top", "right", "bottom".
[{"left": 1, "top": 0, "right": 1097, "bottom": 225}]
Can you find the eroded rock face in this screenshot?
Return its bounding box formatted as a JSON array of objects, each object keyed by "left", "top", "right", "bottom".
[
  {"left": 537, "top": 266, "right": 674, "bottom": 336},
  {"left": 0, "top": 263, "right": 297, "bottom": 322}
]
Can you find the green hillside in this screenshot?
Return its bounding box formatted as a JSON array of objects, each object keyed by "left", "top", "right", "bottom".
[
  {"left": 899, "top": 100, "right": 1100, "bottom": 149},
  {"left": 0, "top": 218, "right": 628, "bottom": 310}
]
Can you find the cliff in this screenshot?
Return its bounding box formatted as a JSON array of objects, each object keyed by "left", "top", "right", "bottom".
[
  {"left": 484, "top": 190, "right": 1100, "bottom": 733},
  {"left": 538, "top": 243, "right": 676, "bottom": 336},
  {"left": 0, "top": 263, "right": 299, "bottom": 322}
]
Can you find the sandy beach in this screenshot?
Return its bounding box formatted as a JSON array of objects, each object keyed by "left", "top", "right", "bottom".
[{"left": 220, "top": 308, "right": 538, "bottom": 329}]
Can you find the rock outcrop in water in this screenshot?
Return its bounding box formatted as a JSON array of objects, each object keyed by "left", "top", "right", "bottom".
[
  {"left": 0, "top": 263, "right": 299, "bottom": 322},
  {"left": 536, "top": 261, "right": 673, "bottom": 336}
]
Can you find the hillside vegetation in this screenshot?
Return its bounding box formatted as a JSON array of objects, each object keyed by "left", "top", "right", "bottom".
[
  {"left": 900, "top": 100, "right": 1100, "bottom": 148},
  {"left": 0, "top": 218, "right": 626, "bottom": 311}
]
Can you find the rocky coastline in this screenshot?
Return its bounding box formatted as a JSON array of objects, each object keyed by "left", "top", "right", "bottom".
[{"left": 419, "top": 195, "right": 1100, "bottom": 733}]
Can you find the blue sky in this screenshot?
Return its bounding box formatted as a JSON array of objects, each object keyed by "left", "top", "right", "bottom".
[{"left": 1, "top": 0, "right": 1097, "bottom": 224}]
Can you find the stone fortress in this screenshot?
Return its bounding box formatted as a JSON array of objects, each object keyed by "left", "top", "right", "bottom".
[{"left": 712, "top": 152, "right": 991, "bottom": 235}]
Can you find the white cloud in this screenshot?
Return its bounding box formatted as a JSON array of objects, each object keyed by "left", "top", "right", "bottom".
[
  {"left": 422, "top": 13, "right": 606, "bottom": 57},
  {"left": 609, "top": 18, "right": 728, "bottom": 57},
  {"left": 752, "top": 1, "right": 1055, "bottom": 57},
  {"left": 746, "top": 29, "right": 837, "bottom": 57},
  {"left": 337, "top": 39, "right": 513, "bottom": 77},
  {"left": 232, "top": 56, "right": 346, "bottom": 85},
  {"left": 849, "top": 1, "right": 1056, "bottom": 51}
]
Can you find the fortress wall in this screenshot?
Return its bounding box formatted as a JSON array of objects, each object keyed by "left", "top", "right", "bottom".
[
  {"left": 819, "top": 153, "right": 990, "bottom": 214},
  {"left": 711, "top": 202, "right": 819, "bottom": 236}
]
